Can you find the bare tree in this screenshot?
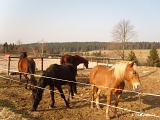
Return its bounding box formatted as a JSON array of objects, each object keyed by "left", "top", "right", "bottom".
[
  {"left": 16, "top": 39, "right": 23, "bottom": 45},
  {"left": 30, "top": 46, "right": 36, "bottom": 56},
  {"left": 15, "top": 39, "right": 24, "bottom": 53},
  {"left": 111, "top": 19, "right": 137, "bottom": 60},
  {"left": 38, "top": 39, "right": 47, "bottom": 57}
]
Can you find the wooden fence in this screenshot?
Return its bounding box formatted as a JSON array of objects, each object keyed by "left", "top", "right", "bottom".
[{"left": 2, "top": 56, "right": 122, "bottom": 75}]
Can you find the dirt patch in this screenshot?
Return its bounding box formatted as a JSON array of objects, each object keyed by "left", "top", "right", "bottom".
[{"left": 0, "top": 67, "right": 160, "bottom": 120}]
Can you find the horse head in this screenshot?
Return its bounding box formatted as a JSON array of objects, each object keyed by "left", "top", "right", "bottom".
[
  {"left": 20, "top": 52, "right": 28, "bottom": 58},
  {"left": 124, "top": 61, "right": 141, "bottom": 90},
  {"left": 31, "top": 77, "right": 44, "bottom": 111},
  {"left": 84, "top": 60, "right": 89, "bottom": 69},
  {"left": 77, "top": 56, "right": 88, "bottom": 69}
]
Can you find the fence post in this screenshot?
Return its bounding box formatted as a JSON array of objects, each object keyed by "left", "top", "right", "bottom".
[
  {"left": 7, "top": 56, "right": 11, "bottom": 75},
  {"left": 107, "top": 58, "right": 109, "bottom": 67},
  {"left": 41, "top": 57, "right": 43, "bottom": 72}
]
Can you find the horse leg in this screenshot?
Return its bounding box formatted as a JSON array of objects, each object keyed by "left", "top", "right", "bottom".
[
  {"left": 95, "top": 89, "right": 102, "bottom": 109},
  {"left": 106, "top": 92, "right": 112, "bottom": 120},
  {"left": 56, "top": 85, "right": 70, "bottom": 108},
  {"left": 68, "top": 83, "right": 73, "bottom": 103},
  {"left": 19, "top": 73, "right": 22, "bottom": 85},
  {"left": 26, "top": 76, "right": 31, "bottom": 90},
  {"left": 91, "top": 85, "right": 98, "bottom": 108},
  {"left": 22, "top": 73, "right": 28, "bottom": 89},
  {"left": 114, "top": 93, "right": 121, "bottom": 118},
  {"left": 49, "top": 86, "right": 55, "bottom": 108},
  {"left": 73, "top": 78, "right": 77, "bottom": 95},
  {"left": 27, "top": 77, "right": 32, "bottom": 90}
]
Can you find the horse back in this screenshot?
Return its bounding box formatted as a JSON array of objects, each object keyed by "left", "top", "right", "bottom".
[
  {"left": 90, "top": 65, "right": 118, "bottom": 90},
  {"left": 60, "top": 54, "right": 75, "bottom": 65},
  {"left": 46, "top": 64, "right": 76, "bottom": 82},
  {"left": 18, "top": 57, "right": 35, "bottom": 74},
  {"left": 18, "top": 58, "right": 29, "bottom": 72}
]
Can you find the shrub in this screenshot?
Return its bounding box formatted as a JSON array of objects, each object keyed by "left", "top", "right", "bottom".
[
  {"left": 146, "top": 44, "right": 160, "bottom": 67},
  {"left": 126, "top": 50, "right": 138, "bottom": 64}
]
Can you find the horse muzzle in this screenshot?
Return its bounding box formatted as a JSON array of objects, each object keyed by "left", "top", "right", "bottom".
[{"left": 133, "top": 82, "right": 141, "bottom": 90}]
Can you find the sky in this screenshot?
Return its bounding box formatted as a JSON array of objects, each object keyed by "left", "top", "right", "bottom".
[{"left": 0, "top": 0, "right": 160, "bottom": 44}]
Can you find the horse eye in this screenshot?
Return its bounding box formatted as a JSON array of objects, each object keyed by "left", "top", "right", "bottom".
[{"left": 133, "top": 71, "right": 136, "bottom": 74}]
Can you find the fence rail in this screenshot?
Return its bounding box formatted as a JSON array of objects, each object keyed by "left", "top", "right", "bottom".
[{"left": 1, "top": 55, "right": 122, "bottom": 75}]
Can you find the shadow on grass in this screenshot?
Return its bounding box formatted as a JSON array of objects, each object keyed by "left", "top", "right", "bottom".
[{"left": 0, "top": 99, "right": 42, "bottom": 120}]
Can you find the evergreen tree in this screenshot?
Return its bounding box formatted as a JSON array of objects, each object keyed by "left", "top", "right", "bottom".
[
  {"left": 3, "top": 42, "right": 9, "bottom": 53},
  {"left": 146, "top": 44, "right": 160, "bottom": 67},
  {"left": 126, "top": 51, "right": 138, "bottom": 64}
]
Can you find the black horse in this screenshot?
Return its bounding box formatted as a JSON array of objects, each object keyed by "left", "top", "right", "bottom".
[{"left": 31, "top": 63, "right": 77, "bottom": 111}]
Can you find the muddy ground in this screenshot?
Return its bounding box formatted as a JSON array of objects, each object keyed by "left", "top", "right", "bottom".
[{"left": 0, "top": 66, "right": 160, "bottom": 120}]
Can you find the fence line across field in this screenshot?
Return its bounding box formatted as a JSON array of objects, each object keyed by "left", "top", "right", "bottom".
[
  {"left": 0, "top": 74, "right": 160, "bottom": 119},
  {"left": 1, "top": 67, "right": 160, "bottom": 98},
  {"left": 0, "top": 56, "right": 122, "bottom": 75}
]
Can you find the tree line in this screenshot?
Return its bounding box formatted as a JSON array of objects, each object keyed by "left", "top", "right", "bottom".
[
  {"left": 1, "top": 41, "right": 160, "bottom": 67},
  {"left": 0, "top": 42, "right": 160, "bottom": 54}
]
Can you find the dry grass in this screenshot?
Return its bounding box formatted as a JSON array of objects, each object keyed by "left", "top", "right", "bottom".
[
  {"left": 0, "top": 66, "right": 160, "bottom": 120},
  {"left": 0, "top": 107, "right": 27, "bottom": 120},
  {"left": 88, "top": 49, "right": 160, "bottom": 65}
]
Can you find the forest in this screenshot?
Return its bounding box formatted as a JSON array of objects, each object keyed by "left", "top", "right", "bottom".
[{"left": 1, "top": 41, "right": 160, "bottom": 55}]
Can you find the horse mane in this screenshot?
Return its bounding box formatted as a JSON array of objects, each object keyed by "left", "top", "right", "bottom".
[
  {"left": 110, "top": 61, "right": 137, "bottom": 80},
  {"left": 20, "top": 52, "right": 28, "bottom": 58}
]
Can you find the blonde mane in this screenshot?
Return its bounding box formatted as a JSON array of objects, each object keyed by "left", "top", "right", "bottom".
[{"left": 110, "top": 61, "right": 136, "bottom": 80}]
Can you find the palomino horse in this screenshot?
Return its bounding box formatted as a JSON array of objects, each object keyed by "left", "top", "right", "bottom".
[
  {"left": 90, "top": 61, "right": 141, "bottom": 120},
  {"left": 31, "top": 63, "right": 77, "bottom": 111},
  {"left": 18, "top": 52, "right": 37, "bottom": 89},
  {"left": 60, "top": 54, "right": 89, "bottom": 69}
]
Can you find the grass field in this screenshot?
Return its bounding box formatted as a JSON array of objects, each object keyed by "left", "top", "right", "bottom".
[{"left": 88, "top": 49, "right": 160, "bottom": 65}]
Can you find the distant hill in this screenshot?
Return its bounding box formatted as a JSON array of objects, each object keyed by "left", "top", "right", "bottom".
[
  {"left": 22, "top": 41, "right": 160, "bottom": 53},
  {"left": 1, "top": 41, "right": 160, "bottom": 55}
]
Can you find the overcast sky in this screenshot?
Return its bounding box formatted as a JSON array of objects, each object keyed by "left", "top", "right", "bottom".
[{"left": 0, "top": 0, "right": 160, "bottom": 44}]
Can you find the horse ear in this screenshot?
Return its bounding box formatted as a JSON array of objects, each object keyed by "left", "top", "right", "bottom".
[{"left": 129, "top": 61, "right": 135, "bottom": 67}]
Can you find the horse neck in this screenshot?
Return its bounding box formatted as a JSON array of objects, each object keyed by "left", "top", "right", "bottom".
[
  {"left": 78, "top": 57, "right": 87, "bottom": 64},
  {"left": 37, "top": 77, "right": 48, "bottom": 89},
  {"left": 30, "top": 75, "right": 37, "bottom": 86}
]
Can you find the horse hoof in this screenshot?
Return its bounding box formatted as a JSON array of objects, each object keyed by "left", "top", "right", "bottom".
[
  {"left": 25, "top": 85, "right": 28, "bottom": 89},
  {"left": 66, "top": 105, "right": 70, "bottom": 108},
  {"left": 96, "top": 105, "right": 101, "bottom": 109},
  {"left": 114, "top": 114, "right": 119, "bottom": 118},
  {"left": 106, "top": 117, "right": 110, "bottom": 120},
  {"left": 106, "top": 115, "right": 110, "bottom": 120},
  {"left": 90, "top": 105, "right": 94, "bottom": 109},
  {"left": 49, "top": 106, "right": 55, "bottom": 108},
  {"left": 30, "top": 108, "right": 36, "bottom": 111},
  {"left": 28, "top": 87, "right": 32, "bottom": 90},
  {"left": 49, "top": 103, "right": 55, "bottom": 108}
]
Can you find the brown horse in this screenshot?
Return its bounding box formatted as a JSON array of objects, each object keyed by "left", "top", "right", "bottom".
[
  {"left": 60, "top": 54, "right": 89, "bottom": 68},
  {"left": 90, "top": 61, "right": 141, "bottom": 120},
  {"left": 18, "top": 52, "right": 37, "bottom": 89}
]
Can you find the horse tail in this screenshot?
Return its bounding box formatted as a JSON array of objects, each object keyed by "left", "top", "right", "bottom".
[{"left": 28, "top": 59, "right": 37, "bottom": 87}]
